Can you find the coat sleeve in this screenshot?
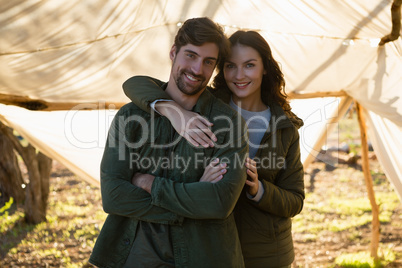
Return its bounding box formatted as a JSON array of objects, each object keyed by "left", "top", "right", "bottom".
[
  {"left": 122, "top": 75, "right": 170, "bottom": 113},
  {"left": 150, "top": 116, "right": 249, "bottom": 220},
  {"left": 100, "top": 108, "right": 183, "bottom": 225},
  {"left": 251, "top": 127, "right": 305, "bottom": 218}
]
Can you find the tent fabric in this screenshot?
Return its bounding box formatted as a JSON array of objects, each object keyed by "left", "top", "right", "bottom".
[
  {"left": 366, "top": 110, "right": 402, "bottom": 200},
  {"left": 0, "top": 0, "right": 401, "bottom": 199},
  {"left": 0, "top": 104, "right": 116, "bottom": 186}
]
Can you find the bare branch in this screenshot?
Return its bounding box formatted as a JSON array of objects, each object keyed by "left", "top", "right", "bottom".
[{"left": 379, "top": 0, "right": 402, "bottom": 46}]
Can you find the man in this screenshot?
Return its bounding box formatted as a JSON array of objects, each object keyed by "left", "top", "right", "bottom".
[{"left": 89, "top": 17, "right": 248, "bottom": 268}]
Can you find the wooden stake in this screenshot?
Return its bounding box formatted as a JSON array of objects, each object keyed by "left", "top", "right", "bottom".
[{"left": 355, "top": 101, "right": 380, "bottom": 259}]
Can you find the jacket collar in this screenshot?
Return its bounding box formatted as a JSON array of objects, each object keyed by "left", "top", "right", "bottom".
[
  {"left": 268, "top": 101, "right": 294, "bottom": 131},
  {"left": 192, "top": 89, "right": 214, "bottom": 116},
  {"left": 161, "top": 83, "right": 213, "bottom": 116}
]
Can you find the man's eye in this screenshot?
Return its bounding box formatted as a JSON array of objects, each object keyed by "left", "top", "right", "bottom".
[
  {"left": 186, "top": 53, "right": 195, "bottom": 58},
  {"left": 206, "top": 60, "right": 215, "bottom": 66}
]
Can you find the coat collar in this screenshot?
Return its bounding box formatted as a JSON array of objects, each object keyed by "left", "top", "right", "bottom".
[
  {"left": 268, "top": 101, "right": 294, "bottom": 131},
  {"left": 160, "top": 83, "right": 214, "bottom": 116}
]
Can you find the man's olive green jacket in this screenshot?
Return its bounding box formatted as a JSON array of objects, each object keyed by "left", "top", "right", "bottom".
[
  {"left": 89, "top": 82, "right": 249, "bottom": 268},
  {"left": 122, "top": 76, "right": 305, "bottom": 268}
]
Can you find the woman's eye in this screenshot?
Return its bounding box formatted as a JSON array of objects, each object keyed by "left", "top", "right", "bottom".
[
  {"left": 246, "top": 63, "right": 255, "bottom": 68},
  {"left": 225, "top": 64, "right": 235, "bottom": 69}
]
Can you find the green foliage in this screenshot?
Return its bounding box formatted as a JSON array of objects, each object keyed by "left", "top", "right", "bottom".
[
  {"left": 0, "top": 197, "right": 14, "bottom": 213},
  {"left": 335, "top": 248, "right": 396, "bottom": 267},
  {"left": 338, "top": 113, "right": 360, "bottom": 145},
  {"left": 0, "top": 198, "right": 26, "bottom": 234}
]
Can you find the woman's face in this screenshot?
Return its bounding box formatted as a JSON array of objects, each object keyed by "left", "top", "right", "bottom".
[{"left": 223, "top": 44, "right": 266, "bottom": 102}]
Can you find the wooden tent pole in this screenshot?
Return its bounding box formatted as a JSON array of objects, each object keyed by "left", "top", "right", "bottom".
[
  {"left": 288, "top": 90, "right": 347, "bottom": 99},
  {"left": 355, "top": 101, "right": 380, "bottom": 259},
  {"left": 0, "top": 93, "right": 125, "bottom": 111}
]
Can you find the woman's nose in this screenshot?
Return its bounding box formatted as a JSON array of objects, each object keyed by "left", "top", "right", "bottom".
[{"left": 235, "top": 68, "right": 245, "bottom": 79}]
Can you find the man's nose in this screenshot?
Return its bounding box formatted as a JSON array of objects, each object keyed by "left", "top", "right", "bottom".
[{"left": 191, "top": 60, "right": 203, "bottom": 75}]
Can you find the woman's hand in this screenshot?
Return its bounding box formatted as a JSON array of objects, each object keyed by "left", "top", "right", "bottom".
[
  {"left": 156, "top": 101, "right": 217, "bottom": 148},
  {"left": 245, "top": 157, "right": 259, "bottom": 196},
  {"left": 200, "top": 158, "right": 227, "bottom": 183}
]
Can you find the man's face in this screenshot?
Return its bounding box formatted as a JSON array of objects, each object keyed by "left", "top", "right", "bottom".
[{"left": 170, "top": 42, "right": 219, "bottom": 96}]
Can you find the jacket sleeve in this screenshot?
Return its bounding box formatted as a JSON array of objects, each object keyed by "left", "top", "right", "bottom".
[
  {"left": 100, "top": 108, "right": 183, "bottom": 225},
  {"left": 122, "top": 75, "right": 169, "bottom": 113},
  {"left": 150, "top": 117, "right": 249, "bottom": 220},
  {"left": 251, "top": 127, "right": 305, "bottom": 218}
]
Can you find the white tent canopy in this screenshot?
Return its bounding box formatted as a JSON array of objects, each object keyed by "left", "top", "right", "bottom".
[{"left": 0, "top": 0, "right": 401, "bottom": 199}]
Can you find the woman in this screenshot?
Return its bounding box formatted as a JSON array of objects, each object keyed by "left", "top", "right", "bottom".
[{"left": 123, "top": 31, "right": 305, "bottom": 268}]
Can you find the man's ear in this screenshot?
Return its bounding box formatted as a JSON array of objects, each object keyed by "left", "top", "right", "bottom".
[{"left": 170, "top": 45, "right": 177, "bottom": 61}]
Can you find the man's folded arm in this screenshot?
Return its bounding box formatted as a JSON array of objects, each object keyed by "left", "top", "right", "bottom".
[
  {"left": 150, "top": 122, "right": 249, "bottom": 220},
  {"left": 100, "top": 112, "right": 183, "bottom": 225}
]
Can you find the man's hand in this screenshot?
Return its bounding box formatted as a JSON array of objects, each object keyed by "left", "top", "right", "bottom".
[{"left": 131, "top": 172, "right": 155, "bottom": 194}]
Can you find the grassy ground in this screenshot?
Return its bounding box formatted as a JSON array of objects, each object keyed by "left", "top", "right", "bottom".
[
  {"left": 0, "top": 113, "right": 401, "bottom": 267},
  {"left": 293, "top": 113, "right": 402, "bottom": 267},
  {"left": 0, "top": 166, "right": 104, "bottom": 267},
  {"left": 293, "top": 154, "right": 401, "bottom": 267}
]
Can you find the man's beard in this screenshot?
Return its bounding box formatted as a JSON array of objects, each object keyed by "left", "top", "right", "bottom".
[{"left": 175, "top": 70, "right": 206, "bottom": 96}]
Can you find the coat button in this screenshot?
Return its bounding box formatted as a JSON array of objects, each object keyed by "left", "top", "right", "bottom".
[{"left": 123, "top": 238, "right": 130, "bottom": 245}]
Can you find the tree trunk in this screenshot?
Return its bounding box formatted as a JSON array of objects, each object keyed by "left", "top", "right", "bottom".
[
  {"left": 23, "top": 146, "right": 52, "bottom": 223},
  {"left": 0, "top": 131, "right": 25, "bottom": 204},
  {"left": 0, "top": 121, "right": 52, "bottom": 224},
  {"left": 38, "top": 152, "right": 52, "bottom": 212}
]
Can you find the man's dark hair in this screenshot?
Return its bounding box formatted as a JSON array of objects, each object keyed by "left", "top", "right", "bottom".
[{"left": 174, "top": 17, "right": 230, "bottom": 65}]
